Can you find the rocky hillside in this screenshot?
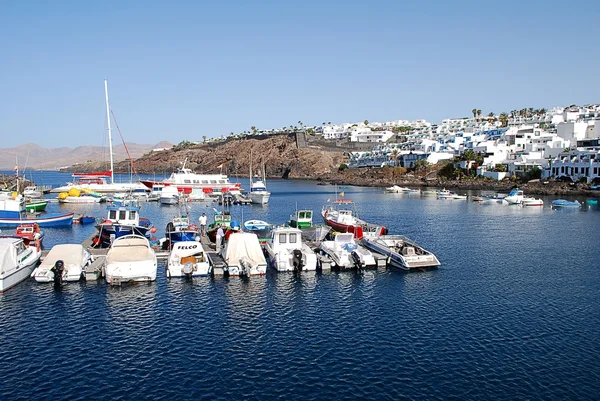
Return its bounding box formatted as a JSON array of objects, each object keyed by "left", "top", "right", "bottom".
[{"left": 116, "top": 134, "right": 346, "bottom": 179}]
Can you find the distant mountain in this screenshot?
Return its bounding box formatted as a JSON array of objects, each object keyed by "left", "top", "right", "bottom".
[{"left": 0, "top": 142, "right": 173, "bottom": 170}]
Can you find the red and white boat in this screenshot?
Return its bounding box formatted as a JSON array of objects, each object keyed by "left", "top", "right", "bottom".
[
  {"left": 321, "top": 198, "right": 387, "bottom": 240},
  {"left": 15, "top": 223, "right": 44, "bottom": 248},
  {"left": 50, "top": 171, "right": 149, "bottom": 194},
  {"left": 140, "top": 160, "right": 242, "bottom": 195}
]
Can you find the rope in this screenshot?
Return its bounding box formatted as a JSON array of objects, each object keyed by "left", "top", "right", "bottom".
[{"left": 110, "top": 109, "right": 139, "bottom": 179}]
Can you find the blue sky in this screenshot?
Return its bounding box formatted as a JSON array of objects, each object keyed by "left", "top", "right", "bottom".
[{"left": 2, "top": 0, "right": 598, "bottom": 148}]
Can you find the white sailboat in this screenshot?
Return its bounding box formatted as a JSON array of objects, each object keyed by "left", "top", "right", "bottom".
[
  {"left": 248, "top": 151, "right": 271, "bottom": 204},
  {"left": 51, "top": 80, "right": 149, "bottom": 194}
]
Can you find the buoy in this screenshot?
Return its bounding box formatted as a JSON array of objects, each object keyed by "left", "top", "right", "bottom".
[{"left": 150, "top": 227, "right": 157, "bottom": 234}]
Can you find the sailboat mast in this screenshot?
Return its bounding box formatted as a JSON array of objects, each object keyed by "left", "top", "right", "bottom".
[{"left": 104, "top": 79, "right": 114, "bottom": 184}]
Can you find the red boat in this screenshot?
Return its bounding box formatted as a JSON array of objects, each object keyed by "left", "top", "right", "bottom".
[
  {"left": 15, "top": 223, "right": 44, "bottom": 248},
  {"left": 321, "top": 199, "right": 387, "bottom": 240}
]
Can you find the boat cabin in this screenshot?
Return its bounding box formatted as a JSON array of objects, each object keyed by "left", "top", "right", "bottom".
[
  {"left": 105, "top": 203, "right": 140, "bottom": 226},
  {"left": 289, "top": 210, "right": 313, "bottom": 229},
  {"left": 270, "top": 228, "right": 302, "bottom": 251}
]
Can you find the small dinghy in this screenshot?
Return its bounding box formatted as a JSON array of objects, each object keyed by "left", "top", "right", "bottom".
[{"left": 551, "top": 199, "right": 581, "bottom": 208}]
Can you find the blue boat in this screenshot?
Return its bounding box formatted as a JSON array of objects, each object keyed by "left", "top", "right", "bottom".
[
  {"left": 0, "top": 192, "right": 73, "bottom": 227},
  {"left": 165, "top": 215, "right": 198, "bottom": 244},
  {"left": 79, "top": 215, "right": 96, "bottom": 224},
  {"left": 95, "top": 198, "right": 153, "bottom": 247},
  {"left": 551, "top": 199, "right": 581, "bottom": 208}
]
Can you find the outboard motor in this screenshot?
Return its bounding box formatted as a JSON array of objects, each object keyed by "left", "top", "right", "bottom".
[
  {"left": 182, "top": 261, "right": 194, "bottom": 279},
  {"left": 350, "top": 251, "right": 363, "bottom": 272},
  {"left": 292, "top": 249, "right": 304, "bottom": 273},
  {"left": 51, "top": 260, "right": 64, "bottom": 287},
  {"left": 239, "top": 257, "right": 251, "bottom": 277}
]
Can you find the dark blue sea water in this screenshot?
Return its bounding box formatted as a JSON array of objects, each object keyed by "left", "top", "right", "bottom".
[{"left": 1, "top": 172, "right": 599, "bottom": 400}]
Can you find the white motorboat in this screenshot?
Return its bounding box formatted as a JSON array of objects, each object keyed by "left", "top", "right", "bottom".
[
  {"left": 166, "top": 240, "right": 211, "bottom": 278},
  {"left": 58, "top": 194, "right": 102, "bottom": 203},
  {"left": 104, "top": 235, "right": 157, "bottom": 285},
  {"left": 521, "top": 197, "right": 544, "bottom": 207},
  {"left": 248, "top": 153, "right": 270, "bottom": 204},
  {"left": 221, "top": 232, "right": 267, "bottom": 277},
  {"left": 385, "top": 185, "right": 410, "bottom": 193},
  {"left": 0, "top": 237, "right": 42, "bottom": 292},
  {"left": 503, "top": 188, "right": 525, "bottom": 204},
  {"left": 264, "top": 227, "right": 318, "bottom": 272},
  {"left": 318, "top": 232, "right": 376, "bottom": 270},
  {"left": 23, "top": 186, "right": 42, "bottom": 199},
  {"left": 361, "top": 235, "right": 440, "bottom": 270},
  {"left": 31, "top": 244, "right": 93, "bottom": 283},
  {"left": 160, "top": 186, "right": 180, "bottom": 205},
  {"left": 437, "top": 189, "right": 467, "bottom": 200}
]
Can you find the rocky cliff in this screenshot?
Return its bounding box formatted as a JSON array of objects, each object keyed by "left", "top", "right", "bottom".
[{"left": 116, "top": 134, "right": 347, "bottom": 179}]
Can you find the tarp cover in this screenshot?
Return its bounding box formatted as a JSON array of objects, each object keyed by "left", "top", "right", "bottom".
[
  {"left": 0, "top": 240, "right": 18, "bottom": 272},
  {"left": 107, "top": 236, "right": 154, "bottom": 263},
  {"left": 40, "top": 244, "right": 88, "bottom": 269},
  {"left": 224, "top": 233, "right": 266, "bottom": 267}
]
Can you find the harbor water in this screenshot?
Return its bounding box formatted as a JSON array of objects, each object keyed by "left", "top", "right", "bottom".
[{"left": 1, "top": 172, "right": 599, "bottom": 400}]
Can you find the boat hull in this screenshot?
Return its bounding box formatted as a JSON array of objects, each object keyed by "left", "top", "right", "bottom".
[
  {"left": 0, "top": 213, "right": 74, "bottom": 228},
  {"left": 0, "top": 248, "right": 41, "bottom": 292},
  {"left": 96, "top": 224, "right": 152, "bottom": 247},
  {"left": 25, "top": 201, "right": 48, "bottom": 212}
]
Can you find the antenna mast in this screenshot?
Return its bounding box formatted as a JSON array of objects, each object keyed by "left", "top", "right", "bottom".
[{"left": 104, "top": 79, "right": 114, "bottom": 184}]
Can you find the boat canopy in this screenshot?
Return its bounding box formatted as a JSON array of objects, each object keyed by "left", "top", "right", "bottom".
[
  {"left": 39, "top": 244, "right": 88, "bottom": 269},
  {"left": 224, "top": 233, "right": 266, "bottom": 267},
  {"left": 0, "top": 239, "right": 20, "bottom": 268}
]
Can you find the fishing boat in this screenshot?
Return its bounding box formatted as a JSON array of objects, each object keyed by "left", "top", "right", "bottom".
[
  {"left": 521, "top": 197, "right": 544, "bottom": 207},
  {"left": 166, "top": 241, "right": 211, "bottom": 278},
  {"left": 94, "top": 198, "right": 154, "bottom": 247},
  {"left": 31, "top": 244, "right": 93, "bottom": 283},
  {"left": 243, "top": 219, "right": 272, "bottom": 240},
  {"left": 322, "top": 198, "right": 387, "bottom": 240},
  {"left": 165, "top": 214, "right": 199, "bottom": 244},
  {"left": 49, "top": 81, "right": 148, "bottom": 194},
  {"left": 14, "top": 223, "right": 44, "bottom": 247},
  {"left": 287, "top": 209, "right": 330, "bottom": 241},
  {"left": 264, "top": 226, "right": 318, "bottom": 272},
  {"left": 0, "top": 237, "right": 42, "bottom": 292},
  {"left": 221, "top": 232, "right": 267, "bottom": 277},
  {"left": 23, "top": 186, "right": 42, "bottom": 199},
  {"left": 551, "top": 199, "right": 581, "bottom": 208},
  {"left": 139, "top": 159, "right": 242, "bottom": 195},
  {"left": 207, "top": 211, "right": 232, "bottom": 243},
  {"left": 503, "top": 188, "right": 525, "bottom": 204},
  {"left": 25, "top": 199, "right": 48, "bottom": 213},
  {"left": 105, "top": 235, "right": 157, "bottom": 285},
  {"left": 318, "top": 232, "right": 376, "bottom": 270},
  {"left": 361, "top": 235, "right": 440, "bottom": 270}
]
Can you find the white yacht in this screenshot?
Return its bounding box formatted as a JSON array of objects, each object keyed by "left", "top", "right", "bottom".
[
  {"left": 166, "top": 240, "right": 211, "bottom": 277},
  {"left": 105, "top": 235, "right": 157, "bottom": 285},
  {"left": 139, "top": 159, "right": 242, "bottom": 194},
  {"left": 504, "top": 189, "right": 525, "bottom": 204},
  {"left": 264, "top": 227, "right": 318, "bottom": 272},
  {"left": 31, "top": 244, "right": 93, "bottom": 283},
  {"left": 248, "top": 179, "right": 271, "bottom": 204},
  {"left": 0, "top": 237, "right": 42, "bottom": 292},
  {"left": 160, "top": 186, "right": 180, "bottom": 205},
  {"left": 361, "top": 235, "right": 440, "bottom": 270},
  {"left": 318, "top": 233, "right": 376, "bottom": 270}
]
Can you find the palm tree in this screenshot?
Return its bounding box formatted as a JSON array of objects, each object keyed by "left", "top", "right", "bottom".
[
  {"left": 488, "top": 112, "right": 495, "bottom": 118},
  {"left": 364, "top": 120, "right": 369, "bottom": 126},
  {"left": 327, "top": 121, "right": 331, "bottom": 125},
  {"left": 476, "top": 110, "right": 482, "bottom": 120},
  {"left": 391, "top": 149, "right": 399, "bottom": 167},
  {"left": 298, "top": 120, "right": 303, "bottom": 128},
  {"left": 472, "top": 108, "right": 477, "bottom": 119},
  {"left": 202, "top": 135, "right": 207, "bottom": 143},
  {"left": 499, "top": 112, "right": 508, "bottom": 127},
  {"left": 322, "top": 122, "right": 326, "bottom": 126},
  {"left": 539, "top": 108, "right": 547, "bottom": 115},
  {"left": 528, "top": 107, "right": 534, "bottom": 117}
]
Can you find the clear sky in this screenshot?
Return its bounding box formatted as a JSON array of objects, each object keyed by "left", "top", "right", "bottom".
[{"left": 2, "top": 0, "right": 599, "bottom": 148}]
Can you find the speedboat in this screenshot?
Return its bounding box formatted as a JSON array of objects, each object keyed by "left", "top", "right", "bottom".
[
  {"left": 504, "top": 189, "right": 524, "bottom": 204},
  {"left": 322, "top": 198, "right": 387, "bottom": 240},
  {"left": 0, "top": 237, "right": 42, "bottom": 292},
  {"left": 243, "top": 219, "right": 272, "bottom": 240},
  {"left": 166, "top": 240, "right": 211, "bottom": 278},
  {"left": 521, "top": 197, "right": 544, "bottom": 207},
  {"left": 551, "top": 199, "right": 581, "bottom": 208},
  {"left": 248, "top": 152, "right": 271, "bottom": 204},
  {"left": 105, "top": 235, "right": 157, "bottom": 285},
  {"left": 221, "top": 232, "right": 267, "bottom": 277},
  {"left": 318, "top": 232, "right": 376, "bottom": 270},
  {"left": 31, "top": 244, "right": 93, "bottom": 283},
  {"left": 437, "top": 189, "right": 466, "bottom": 200},
  {"left": 160, "top": 186, "right": 180, "bottom": 205},
  {"left": 264, "top": 227, "right": 318, "bottom": 272},
  {"left": 361, "top": 235, "right": 440, "bottom": 270}
]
